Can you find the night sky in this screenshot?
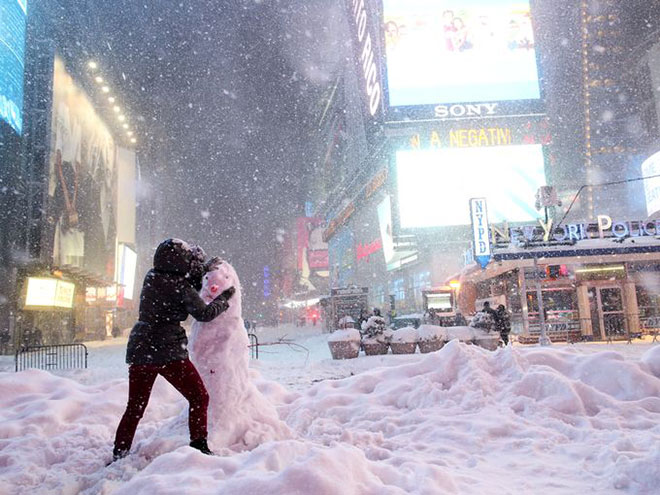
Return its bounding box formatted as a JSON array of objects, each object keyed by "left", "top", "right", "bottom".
[
  {"left": 92, "top": 0, "right": 349, "bottom": 316},
  {"left": 73, "top": 0, "right": 660, "bottom": 317}
]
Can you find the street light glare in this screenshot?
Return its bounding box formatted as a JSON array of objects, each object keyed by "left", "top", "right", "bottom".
[
  {"left": 94, "top": 76, "right": 103, "bottom": 83},
  {"left": 113, "top": 105, "right": 120, "bottom": 112},
  {"left": 108, "top": 96, "right": 115, "bottom": 103},
  {"left": 101, "top": 86, "right": 110, "bottom": 93},
  {"left": 88, "top": 61, "right": 98, "bottom": 69},
  {"left": 118, "top": 114, "right": 125, "bottom": 122}
]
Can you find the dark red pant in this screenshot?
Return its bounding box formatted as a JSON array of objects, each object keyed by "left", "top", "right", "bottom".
[{"left": 114, "top": 358, "right": 209, "bottom": 452}]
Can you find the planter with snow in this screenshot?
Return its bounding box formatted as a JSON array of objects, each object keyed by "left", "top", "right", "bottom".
[
  {"left": 361, "top": 315, "right": 390, "bottom": 355},
  {"left": 473, "top": 329, "right": 500, "bottom": 351},
  {"left": 362, "top": 337, "right": 389, "bottom": 355},
  {"left": 390, "top": 326, "right": 418, "bottom": 354},
  {"left": 327, "top": 329, "right": 361, "bottom": 360},
  {"left": 417, "top": 325, "right": 447, "bottom": 353},
  {"left": 445, "top": 326, "right": 476, "bottom": 343}
]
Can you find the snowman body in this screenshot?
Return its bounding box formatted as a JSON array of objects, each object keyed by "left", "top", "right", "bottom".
[{"left": 188, "top": 261, "right": 291, "bottom": 451}]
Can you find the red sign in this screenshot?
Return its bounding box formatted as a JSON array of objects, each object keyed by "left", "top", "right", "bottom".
[
  {"left": 308, "top": 249, "right": 329, "bottom": 269},
  {"left": 356, "top": 239, "right": 382, "bottom": 262}
]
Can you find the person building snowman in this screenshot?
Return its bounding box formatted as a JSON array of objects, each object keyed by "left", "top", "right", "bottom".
[{"left": 111, "top": 238, "right": 235, "bottom": 462}]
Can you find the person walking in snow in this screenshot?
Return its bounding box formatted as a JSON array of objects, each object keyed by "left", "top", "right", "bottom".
[
  {"left": 111, "top": 238, "right": 235, "bottom": 462},
  {"left": 496, "top": 304, "right": 511, "bottom": 345}
]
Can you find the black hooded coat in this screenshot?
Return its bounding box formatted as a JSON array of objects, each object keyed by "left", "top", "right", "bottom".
[{"left": 125, "top": 239, "right": 229, "bottom": 365}]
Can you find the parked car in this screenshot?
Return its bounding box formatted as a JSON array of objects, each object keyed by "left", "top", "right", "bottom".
[{"left": 390, "top": 314, "right": 423, "bottom": 330}]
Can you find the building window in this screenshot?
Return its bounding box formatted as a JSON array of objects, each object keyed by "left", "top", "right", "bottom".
[{"left": 526, "top": 288, "right": 578, "bottom": 323}]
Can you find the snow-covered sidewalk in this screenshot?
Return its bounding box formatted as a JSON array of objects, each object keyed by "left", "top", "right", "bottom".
[{"left": 1, "top": 327, "right": 659, "bottom": 494}]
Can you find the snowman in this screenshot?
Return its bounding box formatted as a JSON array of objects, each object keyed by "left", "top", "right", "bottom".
[{"left": 188, "top": 260, "right": 292, "bottom": 451}]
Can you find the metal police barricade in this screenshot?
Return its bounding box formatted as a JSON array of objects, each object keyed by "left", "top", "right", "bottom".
[
  {"left": 248, "top": 333, "right": 259, "bottom": 359},
  {"left": 15, "top": 344, "right": 88, "bottom": 372}
]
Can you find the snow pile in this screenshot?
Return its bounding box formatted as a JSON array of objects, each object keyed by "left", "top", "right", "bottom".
[
  {"left": 327, "top": 328, "right": 361, "bottom": 342},
  {"left": 446, "top": 325, "right": 476, "bottom": 341},
  {"left": 187, "top": 261, "right": 292, "bottom": 451},
  {"left": 1, "top": 340, "right": 659, "bottom": 493},
  {"left": 417, "top": 324, "right": 448, "bottom": 342},
  {"left": 641, "top": 345, "right": 660, "bottom": 378},
  {"left": 390, "top": 326, "right": 418, "bottom": 343}
]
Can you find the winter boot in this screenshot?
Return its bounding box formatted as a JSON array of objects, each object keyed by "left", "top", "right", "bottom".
[
  {"left": 189, "top": 438, "right": 214, "bottom": 455},
  {"left": 107, "top": 447, "right": 129, "bottom": 466}
]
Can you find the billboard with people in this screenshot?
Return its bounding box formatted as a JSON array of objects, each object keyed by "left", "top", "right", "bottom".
[
  {"left": 296, "top": 217, "right": 329, "bottom": 292},
  {"left": 0, "top": 0, "right": 28, "bottom": 134},
  {"left": 382, "top": 0, "right": 542, "bottom": 120},
  {"left": 47, "top": 56, "right": 117, "bottom": 279}
]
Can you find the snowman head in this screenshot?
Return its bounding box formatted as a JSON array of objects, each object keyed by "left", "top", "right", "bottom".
[{"left": 201, "top": 260, "right": 242, "bottom": 317}]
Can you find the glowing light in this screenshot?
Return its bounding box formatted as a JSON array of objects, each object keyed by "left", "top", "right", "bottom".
[
  {"left": 118, "top": 114, "right": 125, "bottom": 122},
  {"left": 122, "top": 123, "right": 129, "bottom": 129},
  {"left": 94, "top": 76, "right": 103, "bottom": 84},
  {"left": 108, "top": 96, "right": 116, "bottom": 103},
  {"left": 101, "top": 86, "right": 110, "bottom": 93},
  {"left": 127, "top": 131, "right": 133, "bottom": 136},
  {"left": 575, "top": 265, "right": 625, "bottom": 274},
  {"left": 88, "top": 61, "right": 98, "bottom": 70},
  {"left": 113, "top": 106, "right": 120, "bottom": 113},
  {"left": 130, "top": 137, "right": 136, "bottom": 144}
]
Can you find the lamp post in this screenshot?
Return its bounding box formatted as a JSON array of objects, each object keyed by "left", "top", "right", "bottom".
[{"left": 533, "top": 256, "right": 551, "bottom": 346}]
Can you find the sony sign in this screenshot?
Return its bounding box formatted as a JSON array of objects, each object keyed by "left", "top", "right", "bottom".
[
  {"left": 470, "top": 198, "right": 491, "bottom": 269},
  {"left": 435, "top": 103, "right": 499, "bottom": 119},
  {"left": 350, "top": 0, "right": 381, "bottom": 117}
]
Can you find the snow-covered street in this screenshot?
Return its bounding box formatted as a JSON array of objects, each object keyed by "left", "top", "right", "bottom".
[{"left": 1, "top": 326, "right": 659, "bottom": 494}]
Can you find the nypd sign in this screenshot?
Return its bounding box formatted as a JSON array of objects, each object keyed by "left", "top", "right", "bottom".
[{"left": 470, "top": 198, "right": 491, "bottom": 268}]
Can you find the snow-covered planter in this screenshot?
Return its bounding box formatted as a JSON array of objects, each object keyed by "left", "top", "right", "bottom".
[
  {"left": 327, "top": 329, "right": 361, "bottom": 360},
  {"left": 390, "top": 326, "right": 418, "bottom": 354},
  {"left": 417, "top": 325, "right": 447, "bottom": 353},
  {"left": 469, "top": 311, "right": 495, "bottom": 332},
  {"left": 361, "top": 315, "right": 389, "bottom": 355},
  {"left": 445, "top": 326, "right": 476, "bottom": 343},
  {"left": 362, "top": 338, "right": 389, "bottom": 355},
  {"left": 473, "top": 328, "right": 500, "bottom": 351}
]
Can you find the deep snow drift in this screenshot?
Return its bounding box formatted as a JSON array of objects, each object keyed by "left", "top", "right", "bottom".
[{"left": 1, "top": 338, "right": 659, "bottom": 494}]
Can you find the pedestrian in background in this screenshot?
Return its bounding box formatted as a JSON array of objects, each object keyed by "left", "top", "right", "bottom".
[{"left": 496, "top": 304, "right": 511, "bottom": 345}]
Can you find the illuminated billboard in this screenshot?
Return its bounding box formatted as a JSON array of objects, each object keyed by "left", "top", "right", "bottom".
[
  {"left": 0, "top": 0, "right": 28, "bottom": 134},
  {"left": 117, "top": 244, "right": 137, "bottom": 300},
  {"left": 25, "top": 277, "right": 75, "bottom": 309},
  {"left": 396, "top": 144, "right": 546, "bottom": 228},
  {"left": 642, "top": 151, "right": 660, "bottom": 217},
  {"left": 296, "top": 217, "right": 329, "bottom": 292},
  {"left": 47, "top": 57, "right": 117, "bottom": 278},
  {"left": 382, "top": 0, "right": 542, "bottom": 120}
]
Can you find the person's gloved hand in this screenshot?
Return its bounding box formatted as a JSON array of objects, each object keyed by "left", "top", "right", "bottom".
[
  {"left": 215, "top": 286, "right": 235, "bottom": 302},
  {"left": 221, "top": 287, "right": 236, "bottom": 300},
  {"left": 204, "top": 256, "right": 223, "bottom": 273}
]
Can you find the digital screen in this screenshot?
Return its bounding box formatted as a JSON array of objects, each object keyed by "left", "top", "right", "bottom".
[
  {"left": 119, "top": 245, "right": 138, "bottom": 300},
  {"left": 396, "top": 144, "right": 546, "bottom": 228},
  {"left": 0, "top": 0, "right": 27, "bottom": 134},
  {"left": 383, "top": 0, "right": 540, "bottom": 107},
  {"left": 642, "top": 151, "right": 660, "bottom": 216},
  {"left": 25, "top": 277, "right": 75, "bottom": 308},
  {"left": 427, "top": 293, "right": 453, "bottom": 311}
]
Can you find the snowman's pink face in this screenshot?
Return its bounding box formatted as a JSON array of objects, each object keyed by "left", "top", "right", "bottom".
[{"left": 202, "top": 262, "right": 239, "bottom": 301}]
